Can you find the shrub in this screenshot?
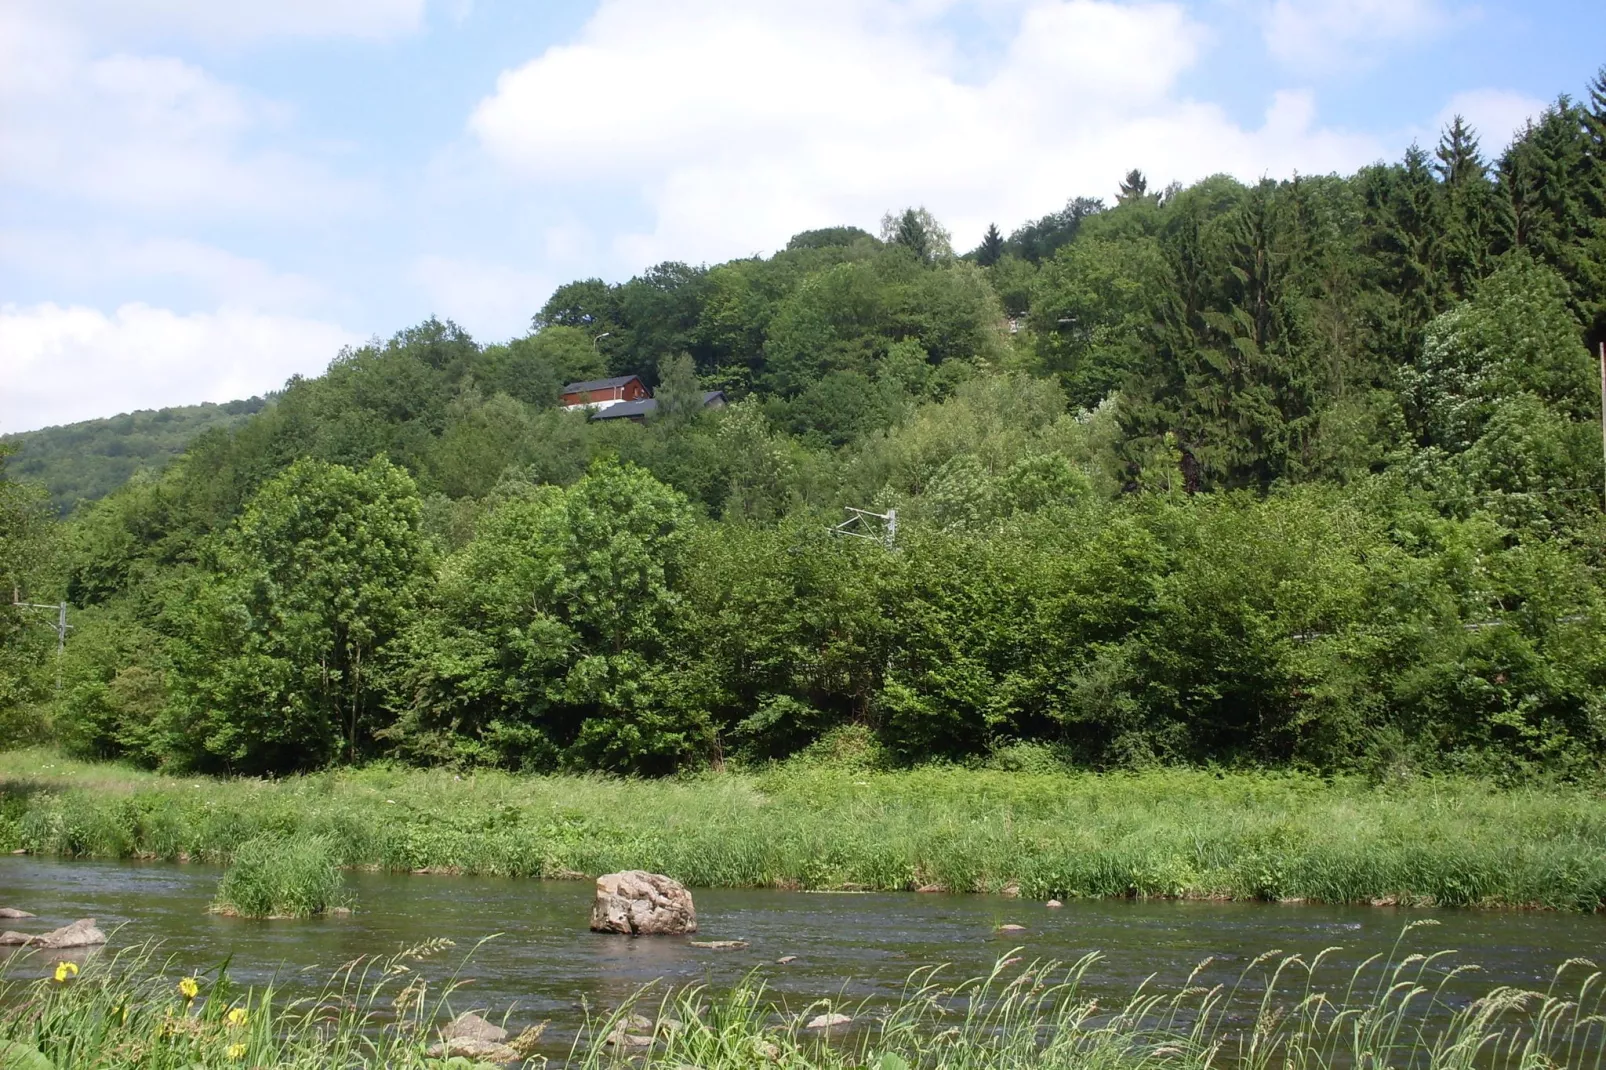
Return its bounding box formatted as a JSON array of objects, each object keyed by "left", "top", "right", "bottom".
[{"left": 212, "top": 834, "right": 348, "bottom": 919}]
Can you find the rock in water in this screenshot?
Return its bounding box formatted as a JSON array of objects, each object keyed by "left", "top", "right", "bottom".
[
  {"left": 427, "top": 1037, "right": 520, "bottom": 1064},
  {"left": 443, "top": 1012, "right": 508, "bottom": 1044},
  {"left": 589, "top": 871, "right": 697, "bottom": 935},
  {"left": 805, "top": 1013, "right": 852, "bottom": 1030},
  {"left": 0, "top": 919, "right": 106, "bottom": 949},
  {"left": 0, "top": 909, "right": 35, "bottom": 919}
]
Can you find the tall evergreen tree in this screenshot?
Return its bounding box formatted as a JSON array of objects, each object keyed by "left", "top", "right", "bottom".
[
  {"left": 1435, "top": 116, "right": 1495, "bottom": 297},
  {"left": 976, "top": 223, "right": 1005, "bottom": 267},
  {"left": 1117, "top": 169, "right": 1149, "bottom": 203}
]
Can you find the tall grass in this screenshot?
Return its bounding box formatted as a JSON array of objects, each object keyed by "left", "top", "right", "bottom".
[
  {"left": 3, "top": 749, "right": 1606, "bottom": 909},
  {"left": 0, "top": 928, "right": 1601, "bottom": 1069},
  {"left": 212, "top": 834, "right": 348, "bottom": 919}
]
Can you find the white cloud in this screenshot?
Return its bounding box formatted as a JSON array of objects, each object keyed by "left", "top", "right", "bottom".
[
  {"left": 0, "top": 303, "right": 360, "bottom": 433},
  {"left": 7, "top": 0, "right": 425, "bottom": 44},
  {"left": 411, "top": 255, "right": 554, "bottom": 340},
  {"left": 1436, "top": 88, "right": 1545, "bottom": 155},
  {"left": 470, "top": 0, "right": 1382, "bottom": 264},
  {"left": 0, "top": 7, "right": 363, "bottom": 218},
  {"left": 0, "top": 232, "right": 332, "bottom": 313},
  {"left": 1263, "top": 0, "right": 1453, "bottom": 73}
]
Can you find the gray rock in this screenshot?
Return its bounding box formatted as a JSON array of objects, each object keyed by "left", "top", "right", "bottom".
[
  {"left": 426, "top": 1037, "right": 520, "bottom": 1063},
  {"left": 805, "top": 1013, "right": 852, "bottom": 1030},
  {"left": 443, "top": 1011, "right": 508, "bottom": 1044},
  {"left": 689, "top": 939, "right": 747, "bottom": 950},
  {"left": 0, "top": 909, "right": 35, "bottom": 919},
  {"left": 996, "top": 923, "right": 1026, "bottom": 933},
  {"left": 589, "top": 871, "right": 697, "bottom": 935},
  {"left": 1045, "top": 899, "right": 1063, "bottom": 908},
  {"left": 0, "top": 919, "right": 106, "bottom": 949},
  {"left": 604, "top": 1030, "right": 653, "bottom": 1049}
]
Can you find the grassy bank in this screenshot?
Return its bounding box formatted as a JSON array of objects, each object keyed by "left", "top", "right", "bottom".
[
  {"left": 2, "top": 749, "right": 1605, "bottom": 910},
  {"left": 1, "top": 931, "right": 1601, "bottom": 1069}
]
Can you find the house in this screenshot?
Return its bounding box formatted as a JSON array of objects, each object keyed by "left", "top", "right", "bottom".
[
  {"left": 588, "top": 391, "right": 727, "bottom": 423},
  {"left": 560, "top": 375, "right": 649, "bottom": 411}
]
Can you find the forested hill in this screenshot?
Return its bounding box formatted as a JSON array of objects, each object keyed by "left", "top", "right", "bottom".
[
  {"left": 2, "top": 68, "right": 1605, "bottom": 781},
  {"left": 1, "top": 398, "right": 270, "bottom": 516}
]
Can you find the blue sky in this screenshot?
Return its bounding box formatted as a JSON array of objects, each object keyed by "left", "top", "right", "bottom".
[{"left": 3, "top": 0, "right": 1602, "bottom": 432}]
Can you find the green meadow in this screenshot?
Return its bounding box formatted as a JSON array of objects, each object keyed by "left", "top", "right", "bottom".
[{"left": 3, "top": 748, "right": 1604, "bottom": 911}]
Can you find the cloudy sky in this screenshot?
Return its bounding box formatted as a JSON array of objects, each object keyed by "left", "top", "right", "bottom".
[{"left": 2, "top": 0, "right": 1601, "bottom": 433}]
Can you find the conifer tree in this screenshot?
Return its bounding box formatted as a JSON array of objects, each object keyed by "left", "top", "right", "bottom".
[
  {"left": 1117, "top": 169, "right": 1149, "bottom": 203},
  {"left": 976, "top": 223, "right": 1005, "bottom": 267},
  {"left": 1435, "top": 116, "right": 1495, "bottom": 297}
]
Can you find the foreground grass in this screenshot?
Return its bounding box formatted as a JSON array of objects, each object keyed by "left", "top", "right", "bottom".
[
  {"left": 2, "top": 749, "right": 1606, "bottom": 910},
  {"left": 1, "top": 928, "right": 1602, "bottom": 1069}
]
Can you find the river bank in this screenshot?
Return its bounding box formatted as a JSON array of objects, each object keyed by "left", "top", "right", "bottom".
[
  {"left": 2, "top": 749, "right": 1604, "bottom": 911},
  {"left": 1, "top": 928, "right": 1600, "bottom": 1070}
]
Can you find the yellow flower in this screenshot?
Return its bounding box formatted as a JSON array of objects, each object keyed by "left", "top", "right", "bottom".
[
  {"left": 226, "top": 1007, "right": 249, "bottom": 1027},
  {"left": 53, "top": 961, "right": 79, "bottom": 983},
  {"left": 178, "top": 976, "right": 199, "bottom": 1000},
  {"left": 226, "top": 1042, "right": 247, "bottom": 1060}
]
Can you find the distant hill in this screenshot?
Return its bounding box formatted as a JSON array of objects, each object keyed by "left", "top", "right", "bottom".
[{"left": 1, "top": 397, "right": 270, "bottom": 515}]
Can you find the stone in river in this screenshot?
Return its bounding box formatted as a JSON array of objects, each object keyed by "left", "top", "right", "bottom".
[
  {"left": 996, "top": 923, "right": 1027, "bottom": 933},
  {"left": 1045, "top": 899, "right": 1063, "bottom": 908},
  {"left": 0, "top": 919, "right": 106, "bottom": 949},
  {"left": 0, "top": 909, "right": 34, "bottom": 919},
  {"left": 443, "top": 1012, "right": 508, "bottom": 1044},
  {"left": 427, "top": 1037, "right": 520, "bottom": 1063},
  {"left": 589, "top": 871, "right": 697, "bottom": 935},
  {"left": 805, "top": 1013, "right": 852, "bottom": 1030},
  {"left": 603, "top": 1030, "right": 653, "bottom": 1049},
  {"left": 689, "top": 939, "right": 748, "bottom": 950},
  {"left": 776, "top": 955, "right": 798, "bottom": 964}
]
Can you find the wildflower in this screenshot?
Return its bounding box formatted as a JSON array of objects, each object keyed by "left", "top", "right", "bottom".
[
  {"left": 226, "top": 1042, "right": 247, "bottom": 1060},
  {"left": 179, "top": 976, "right": 199, "bottom": 1000},
  {"left": 226, "top": 1007, "right": 249, "bottom": 1027},
  {"left": 53, "top": 961, "right": 79, "bottom": 983}
]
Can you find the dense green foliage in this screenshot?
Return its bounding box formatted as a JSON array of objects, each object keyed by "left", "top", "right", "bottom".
[
  {"left": 5, "top": 748, "right": 1606, "bottom": 910},
  {"left": 211, "top": 833, "right": 347, "bottom": 918},
  {"left": 4, "top": 67, "right": 1606, "bottom": 780},
  {"left": 0, "top": 934, "right": 1599, "bottom": 1069},
  {"left": 1, "top": 398, "right": 269, "bottom": 516}
]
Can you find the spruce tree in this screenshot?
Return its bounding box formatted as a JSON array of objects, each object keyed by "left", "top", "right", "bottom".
[
  {"left": 977, "top": 223, "right": 1005, "bottom": 267},
  {"left": 1435, "top": 116, "right": 1495, "bottom": 297},
  {"left": 1117, "top": 169, "right": 1149, "bottom": 203}
]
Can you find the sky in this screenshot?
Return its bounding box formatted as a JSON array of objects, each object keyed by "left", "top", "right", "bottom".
[{"left": 2, "top": 0, "right": 1603, "bottom": 433}]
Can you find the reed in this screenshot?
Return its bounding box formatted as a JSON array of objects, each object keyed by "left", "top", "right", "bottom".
[
  {"left": 212, "top": 834, "right": 348, "bottom": 919},
  {"left": 0, "top": 927, "right": 1601, "bottom": 1069},
  {"left": 4, "top": 748, "right": 1605, "bottom": 910}
]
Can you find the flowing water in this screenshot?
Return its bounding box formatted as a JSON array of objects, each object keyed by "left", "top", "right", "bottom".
[{"left": 3, "top": 858, "right": 1604, "bottom": 1053}]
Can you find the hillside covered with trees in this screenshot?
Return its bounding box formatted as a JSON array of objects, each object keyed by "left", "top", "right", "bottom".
[
  {"left": 3, "top": 68, "right": 1605, "bottom": 782},
  {"left": 1, "top": 397, "right": 270, "bottom": 516}
]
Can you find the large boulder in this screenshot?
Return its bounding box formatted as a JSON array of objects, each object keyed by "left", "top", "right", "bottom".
[
  {"left": 589, "top": 871, "right": 696, "bottom": 935},
  {"left": 0, "top": 918, "right": 107, "bottom": 949}
]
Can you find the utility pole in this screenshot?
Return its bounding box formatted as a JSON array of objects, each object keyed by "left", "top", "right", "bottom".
[
  {"left": 831, "top": 507, "right": 897, "bottom": 549},
  {"left": 11, "top": 587, "right": 70, "bottom": 692}
]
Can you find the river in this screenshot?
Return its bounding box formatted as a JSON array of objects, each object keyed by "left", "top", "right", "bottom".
[{"left": 3, "top": 858, "right": 1603, "bottom": 1053}]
